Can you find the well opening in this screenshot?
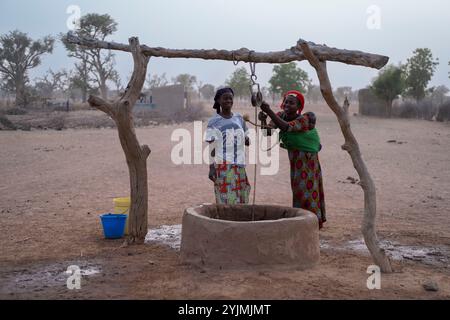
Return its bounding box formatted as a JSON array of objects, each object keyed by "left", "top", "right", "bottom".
[{"left": 198, "top": 204, "right": 302, "bottom": 222}]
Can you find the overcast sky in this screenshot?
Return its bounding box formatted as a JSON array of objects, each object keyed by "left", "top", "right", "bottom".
[{"left": 1, "top": 0, "right": 449, "bottom": 91}]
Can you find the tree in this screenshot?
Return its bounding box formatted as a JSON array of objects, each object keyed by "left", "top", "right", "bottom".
[
  {"left": 0, "top": 75, "right": 15, "bottom": 94},
  {"left": 34, "top": 69, "right": 69, "bottom": 99},
  {"left": 199, "top": 84, "right": 215, "bottom": 100},
  {"left": 0, "top": 30, "right": 54, "bottom": 106},
  {"left": 62, "top": 13, "right": 118, "bottom": 99},
  {"left": 195, "top": 81, "right": 203, "bottom": 99},
  {"left": 269, "top": 62, "right": 311, "bottom": 96},
  {"left": 68, "top": 53, "right": 95, "bottom": 103},
  {"left": 403, "top": 48, "right": 439, "bottom": 101},
  {"left": 146, "top": 73, "right": 168, "bottom": 89},
  {"left": 225, "top": 67, "right": 251, "bottom": 99},
  {"left": 173, "top": 73, "right": 196, "bottom": 92},
  {"left": 371, "top": 65, "right": 406, "bottom": 117},
  {"left": 0, "top": 78, "right": 4, "bottom": 95},
  {"left": 109, "top": 70, "right": 123, "bottom": 95}
]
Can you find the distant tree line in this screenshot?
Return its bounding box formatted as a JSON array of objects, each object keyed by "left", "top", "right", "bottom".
[{"left": 367, "top": 48, "right": 449, "bottom": 121}]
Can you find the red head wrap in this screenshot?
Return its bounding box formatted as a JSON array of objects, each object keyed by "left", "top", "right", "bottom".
[{"left": 280, "top": 90, "right": 305, "bottom": 114}]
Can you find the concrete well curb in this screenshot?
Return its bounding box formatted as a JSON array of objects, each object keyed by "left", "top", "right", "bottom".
[{"left": 180, "top": 204, "right": 320, "bottom": 269}]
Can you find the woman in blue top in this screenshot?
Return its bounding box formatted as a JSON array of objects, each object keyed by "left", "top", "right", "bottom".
[{"left": 205, "top": 87, "right": 251, "bottom": 204}]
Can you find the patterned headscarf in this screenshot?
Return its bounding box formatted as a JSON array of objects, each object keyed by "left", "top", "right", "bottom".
[{"left": 280, "top": 90, "right": 305, "bottom": 114}]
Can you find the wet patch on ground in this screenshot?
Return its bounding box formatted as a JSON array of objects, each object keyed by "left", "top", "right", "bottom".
[
  {"left": 144, "top": 224, "right": 450, "bottom": 269},
  {"left": 0, "top": 259, "right": 101, "bottom": 296},
  {"left": 145, "top": 224, "right": 182, "bottom": 250},
  {"left": 321, "top": 238, "right": 450, "bottom": 269}
]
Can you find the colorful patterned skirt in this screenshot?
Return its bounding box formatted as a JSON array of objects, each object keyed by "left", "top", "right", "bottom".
[
  {"left": 213, "top": 164, "right": 251, "bottom": 204},
  {"left": 288, "top": 149, "right": 326, "bottom": 229}
]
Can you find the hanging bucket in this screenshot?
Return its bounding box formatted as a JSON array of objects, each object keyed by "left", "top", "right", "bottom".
[
  {"left": 100, "top": 213, "right": 127, "bottom": 239},
  {"left": 113, "top": 197, "right": 130, "bottom": 235}
]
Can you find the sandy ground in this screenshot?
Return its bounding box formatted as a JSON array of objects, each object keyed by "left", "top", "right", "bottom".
[{"left": 0, "top": 103, "right": 449, "bottom": 299}]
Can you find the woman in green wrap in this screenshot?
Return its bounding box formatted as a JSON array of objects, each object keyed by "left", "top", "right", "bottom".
[{"left": 260, "top": 90, "right": 326, "bottom": 229}]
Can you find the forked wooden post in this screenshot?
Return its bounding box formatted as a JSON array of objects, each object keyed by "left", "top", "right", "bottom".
[
  {"left": 86, "top": 37, "right": 151, "bottom": 244},
  {"left": 298, "top": 40, "right": 392, "bottom": 272},
  {"left": 66, "top": 33, "right": 392, "bottom": 271}
]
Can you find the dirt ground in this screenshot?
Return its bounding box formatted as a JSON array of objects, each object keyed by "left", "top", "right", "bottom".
[{"left": 0, "top": 103, "right": 449, "bottom": 299}]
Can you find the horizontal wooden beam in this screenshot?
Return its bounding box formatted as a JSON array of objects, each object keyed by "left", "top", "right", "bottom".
[{"left": 64, "top": 33, "right": 389, "bottom": 69}]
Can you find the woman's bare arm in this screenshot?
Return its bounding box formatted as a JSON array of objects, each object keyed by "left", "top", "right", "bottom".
[{"left": 260, "top": 102, "right": 290, "bottom": 132}]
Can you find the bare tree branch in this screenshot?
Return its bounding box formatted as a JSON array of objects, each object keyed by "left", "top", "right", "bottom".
[
  {"left": 141, "top": 145, "right": 151, "bottom": 158},
  {"left": 121, "top": 37, "right": 150, "bottom": 107},
  {"left": 0, "top": 65, "right": 13, "bottom": 78},
  {"left": 298, "top": 39, "right": 343, "bottom": 117},
  {"left": 87, "top": 95, "right": 115, "bottom": 118}
]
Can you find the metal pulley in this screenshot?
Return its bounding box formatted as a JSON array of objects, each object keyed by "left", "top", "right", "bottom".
[
  {"left": 251, "top": 85, "right": 263, "bottom": 107},
  {"left": 249, "top": 62, "right": 263, "bottom": 107}
]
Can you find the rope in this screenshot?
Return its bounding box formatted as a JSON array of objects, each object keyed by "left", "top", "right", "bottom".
[
  {"left": 244, "top": 117, "right": 280, "bottom": 152},
  {"left": 249, "top": 97, "right": 257, "bottom": 221},
  {"left": 253, "top": 99, "right": 258, "bottom": 208},
  {"left": 248, "top": 61, "right": 261, "bottom": 221}
]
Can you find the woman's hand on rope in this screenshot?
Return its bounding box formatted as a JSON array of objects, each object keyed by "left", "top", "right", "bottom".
[
  {"left": 260, "top": 101, "right": 271, "bottom": 114},
  {"left": 208, "top": 165, "right": 217, "bottom": 183},
  {"left": 258, "top": 111, "right": 268, "bottom": 122}
]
